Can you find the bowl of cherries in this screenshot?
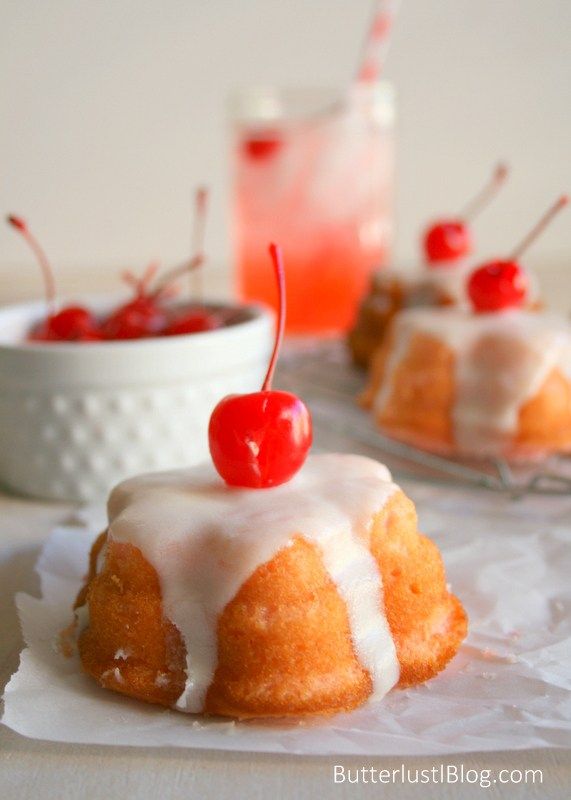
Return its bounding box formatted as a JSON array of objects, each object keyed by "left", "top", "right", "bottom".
[{"left": 0, "top": 214, "right": 273, "bottom": 502}]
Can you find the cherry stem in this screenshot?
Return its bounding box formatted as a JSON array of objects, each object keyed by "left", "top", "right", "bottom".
[
  {"left": 510, "top": 195, "right": 569, "bottom": 261},
  {"left": 149, "top": 186, "right": 209, "bottom": 300},
  {"left": 191, "top": 186, "right": 208, "bottom": 299},
  {"left": 461, "top": 162, "right": 509, "bottom": 221},
  {"left": 6, "top": 215, "right": 56, "bottom": 314},
  {"left": 151, "top": 253, "right": 204, "bottom": 298},
  {"left": 122, "top": 262, "right": 159, "bottom": 297},
  {"left": 262, "top": 243, "right": 286, "bottom": 392}
]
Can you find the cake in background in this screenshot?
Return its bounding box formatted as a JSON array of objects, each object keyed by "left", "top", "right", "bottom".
[
  {"left": 348, "top": 164, "right": 521, "bottom": 367},
  {"left": 361, "top": 197, "right": 571, "bottom": 461}
]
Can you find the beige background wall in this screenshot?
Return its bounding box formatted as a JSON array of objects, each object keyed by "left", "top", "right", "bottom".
[{"left": 1, "top": 0, "right": 570, "bottom": 298}]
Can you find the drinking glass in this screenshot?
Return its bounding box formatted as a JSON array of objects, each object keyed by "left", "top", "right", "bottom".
[{"left": 231, "top": 83, "right": 395, "bottom": 335}]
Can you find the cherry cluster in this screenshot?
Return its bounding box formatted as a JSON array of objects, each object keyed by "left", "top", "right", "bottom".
[
  {"left": 7, "top": 194, "right": 223, "bottom": 342},
  {"left": 420, "top": 165, "right": 568, "bottom": 314},
  {"left": 30, "top": 290, "right": 221, "bottom": 342}
]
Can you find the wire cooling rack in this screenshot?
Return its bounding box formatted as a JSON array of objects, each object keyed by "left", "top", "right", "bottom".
[{"left": 278, "top": 339, "right": 571, "bottom": 497}]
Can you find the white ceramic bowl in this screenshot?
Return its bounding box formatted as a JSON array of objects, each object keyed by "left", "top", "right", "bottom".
[{"left": 0, "top": 297, "right": 274, "bottom": 502}]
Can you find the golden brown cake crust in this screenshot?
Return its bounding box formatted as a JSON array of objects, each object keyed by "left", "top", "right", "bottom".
[
  {"left": 348, "top": 271, "right": 455, "bottom": 369},
  {"left": 362, "top": 330, "right": 455, "bottom": 449},
  {"left": 364, "top": 330, "right": 571, "bottom": 459},
  {"left": 348, "top": 274, "right": 408, "bottom": 368},
  {"left": 76, "top": 490, "right": 467, "bottom": 719},
  {"left": 371, "top": 491, "right": 467, "bottom": 687},
  {"left": 77, "top": 536, "right": 187, "bottom": 708}
]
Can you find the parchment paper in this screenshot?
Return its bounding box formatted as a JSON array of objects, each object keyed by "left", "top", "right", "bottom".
[{"left": 3, "top": 484, "right": 571, "bottom": 755}]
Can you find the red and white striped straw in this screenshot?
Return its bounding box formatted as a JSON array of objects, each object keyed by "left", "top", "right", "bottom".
[{"left": 356, "top": 0, "right": 401, "bottom": 83}]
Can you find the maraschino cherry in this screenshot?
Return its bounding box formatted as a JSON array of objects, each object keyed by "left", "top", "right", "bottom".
[
  {"left": 163, "top": 307, "right": 220, "bottom": 336},
  {"left": 243, "top": 133, "right": 282, "bottom": 162},
  {"left": 101, "top": 263, "right": 168, "bottom": 340},
  {"left": 38, "top": 305, "right": 101, "bottom": 341},
  {"left": 208, "top": 243, "right": 312, "bottom": 488},
  {"left": 6, "top": 215, "right": 100, "bottom": 341},
  {"left": 468, "top": 194, "right": 569, "bottom": 313},
  {"left": 423, "top": 163, "right": 509, "bottom": 265}
]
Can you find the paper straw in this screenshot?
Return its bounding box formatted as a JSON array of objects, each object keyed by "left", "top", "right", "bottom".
[{"left": 356, "top": 0, "right": 401, "bottom": 84}]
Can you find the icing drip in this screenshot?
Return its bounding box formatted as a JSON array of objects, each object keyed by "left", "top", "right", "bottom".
[
  {"left": 75, "top": 541, "right": 107, "bottom": 638},
  {"left": 376, "top": 308, "right": 571, "bottom": 455},
  {"left": 106, "top": 454, "right": 400, "bottom": 712},
  {"left": 422, "top": 260, "right": 472, "bottom": 307}
]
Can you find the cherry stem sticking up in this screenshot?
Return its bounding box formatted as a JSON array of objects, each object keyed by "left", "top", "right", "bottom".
[
  {"left": 461, "top": 162, "right": 509, "bottom": 221},
  {"left": 149, "top": 186, "right": 209, "bottom": 298},
  {"left": 121, "top": 262, "right": 160, "bottom": 297},
  {"left": 151, "top": 253, "right": 204, "bottom": 298},
  {"left": 6, "top": 215, "right": 56, "bottom": 314},
  {"left": 262, "top": 243, "right": 286, "bottom": 392},
  {"left": 509, "top": 195, "right": 569, "bottom": 261},
  {"left": 191, "top": 186, "right": 208, "bottom": 298}
]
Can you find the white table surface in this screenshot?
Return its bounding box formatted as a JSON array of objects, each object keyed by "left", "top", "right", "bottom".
[{"left": 1, "top": 266, "right": 571, "bottom": 799}]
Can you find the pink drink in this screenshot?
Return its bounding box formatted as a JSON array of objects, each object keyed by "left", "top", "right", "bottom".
[{"left": 232, "top": 85, "right": 395, "bottom": 335}]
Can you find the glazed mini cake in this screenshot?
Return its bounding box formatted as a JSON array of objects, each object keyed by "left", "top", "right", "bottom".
[
  {"left": 73, "top": 244, "right": 467, "bottom": 719},
  {"left": 362, "top": 307, "right": 571, "bottom": 460},
  {"left": 75, "top": 453, "right": 467, "bottom": 718},
  {"left": 361, "top": 197, "right": 570, "bottom": 459}
]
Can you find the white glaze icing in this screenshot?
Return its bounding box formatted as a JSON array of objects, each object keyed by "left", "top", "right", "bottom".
[
  {"left": 74, "top": 603, "right": 90, "bottom": 637},
  {"left": 422, "top": 260, "right": 472, "bottom": 306},
  {"left": 105, "top": 453, "right": 400, "bottom": 712},
  {"left": 375, "top": 308, "right": 571, "bottom": 455},
  {"left": 372, "top": 263, "right": 471, "bottom": 308}
]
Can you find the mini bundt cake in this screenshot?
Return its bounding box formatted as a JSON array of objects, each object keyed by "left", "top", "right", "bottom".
[
  {"left": 362, "top": 308, "right": 571, "bottom": 460},
  {"left": 348, "top": 265, "right": 541, "bottom": 369},
  {"left": 74, "top": 454, "right": 467, "bottom": 719}
]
